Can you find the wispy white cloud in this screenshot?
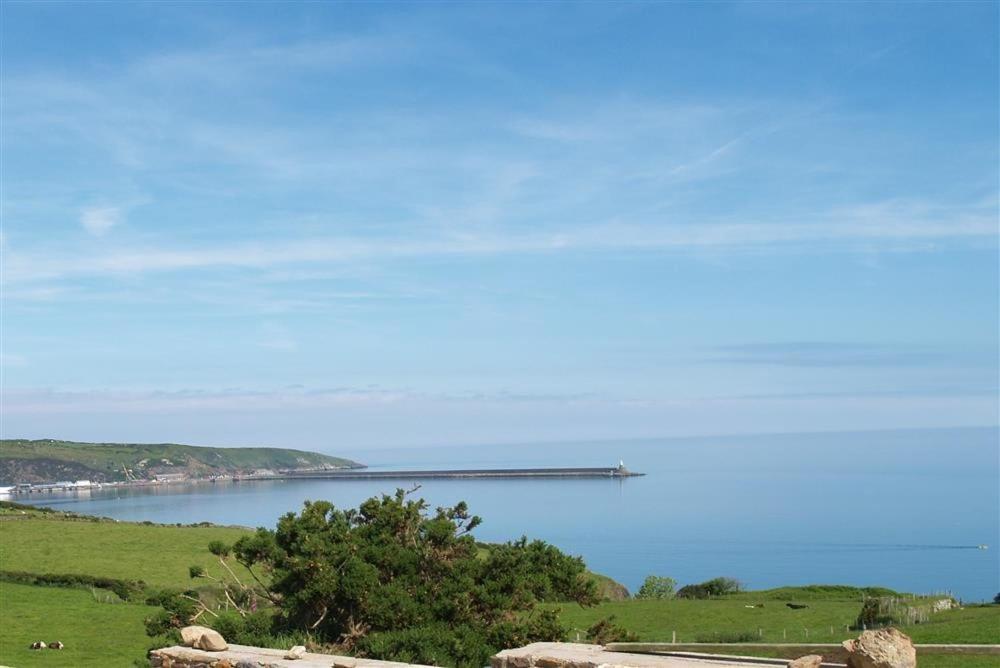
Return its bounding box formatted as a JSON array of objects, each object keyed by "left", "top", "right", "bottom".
[
  {"left": 5, "top": 197, "right": 995, "bottom": 285},
  {"left": 79, "top": 205, "right": 123, "bottom": 236}
]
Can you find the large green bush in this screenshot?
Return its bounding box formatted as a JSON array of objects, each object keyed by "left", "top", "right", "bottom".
[
  {"left": 635, "top": 575, "right": 676, "bottom": 600},
  {"left": 210, "top": 490, "right": 597, "bottom": 667},
  {"left": 676, "top": 577, "right": 743, "bottom": 599}
]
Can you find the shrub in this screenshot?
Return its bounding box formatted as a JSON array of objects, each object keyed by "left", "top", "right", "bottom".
[
  {"left": 635, "top": 575, "right": 676, "bottom": 600},
  {"left": 585, "top": 616, "right": 639, "bottom": 644},
  {"left": 694, "top": 630, "right": 757, "bottom": 643},
  {"left": 854, "top": 597, "right": 934, "bottom": 629},
  {"left": 224, "top": 490, "right": 597, "bottom": 667},
  {"left": 677, "top": 577, "right": 742, "bottom": 599},
  {"left": 0, "top": 569, "right": 146, "bottom": 602}
]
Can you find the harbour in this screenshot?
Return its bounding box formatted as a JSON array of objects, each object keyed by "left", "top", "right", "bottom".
[{"left": 252, "top": 462, "right": 643, "bottom": 481}]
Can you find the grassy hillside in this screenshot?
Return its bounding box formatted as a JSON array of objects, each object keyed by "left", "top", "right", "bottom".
[
  {"left": 555, "top": 591, "right": 999, "bottom": 645},
  {"left": 0, "top": 582, "right": 159, "bottom": 667},
  {"left": 0, "top": 438, "right": 363, "bottom": 484},
  {"left": 0, "top": 507, "right": 251, "bottom": 588},
  {"left": 1, "top": 505, "right": 996, "bottom": 667}
]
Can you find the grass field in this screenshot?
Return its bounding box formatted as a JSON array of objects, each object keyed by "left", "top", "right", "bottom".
[
  {"left": 0, "top": 512, "right": 251, "bottom": 588},
  {"left": 1, "top": 506, "right": 997, "bottom": 667},
  {"left": 0, "top": 581, "right": 158, "bottom": 667},
  {"left": 555, "top": 594, "right": 999, "bottom": 645}
]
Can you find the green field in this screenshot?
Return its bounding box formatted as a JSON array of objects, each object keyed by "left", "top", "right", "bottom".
[
  {"left": 1, "top": 506, "right": 997, "bottom": 667},
  {"left": 555, "top": 593, "right": 999, "bottom": 645},
  {"left": 0, "top": 581, "right": 159, "bottom": 667},
  {"left": 0, "top": 511, "right": 251, "bottom": 588}
]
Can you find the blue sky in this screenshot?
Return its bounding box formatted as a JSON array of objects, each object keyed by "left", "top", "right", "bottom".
[{"left": 1, "top": 2, "right": 997, "bottom": 450}]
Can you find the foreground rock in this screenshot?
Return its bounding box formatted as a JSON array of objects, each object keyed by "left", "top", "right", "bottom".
[
  {"left": 842, "top": 628, "right": 916, "bottom": 668},
  {"left": 285, "top": 645, "right": 307, "bottom": 659},
  {"left": 787, "top": 656, "right": 823, "bottom": 668},
  {"left": 195, "top": 629, "right": 229, "bottom": 652},
  {"left": 179, "top": 625, "right": 228, "bottom": 652},
  {"left": 492, "top": 641, "right": 820, "bottom": 667},
  {"left": 150, "top": 644, "right": 434, "bottom": 668},
  {"left": 180, "top": 626, "right": 214, "bottom": 647}
]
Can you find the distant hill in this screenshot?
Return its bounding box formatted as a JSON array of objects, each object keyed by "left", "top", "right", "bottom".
[{"left": 0, "top": 439, "right": 364, "bottom": 485}]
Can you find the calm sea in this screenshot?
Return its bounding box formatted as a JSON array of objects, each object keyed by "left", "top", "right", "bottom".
[{"left": 17, "top": 427, "right": 1000, "bottom": 602}]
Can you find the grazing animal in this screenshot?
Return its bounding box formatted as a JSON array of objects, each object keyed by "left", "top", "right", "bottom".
[
  {"left": 30, "top": 641, "right": 46, "bottom": 650},
  {"left": 786, "top": 603, "right": 809, "bottom": 610},
  {"left": 49, "top": 641, "right": 64, "bottom": 649}
]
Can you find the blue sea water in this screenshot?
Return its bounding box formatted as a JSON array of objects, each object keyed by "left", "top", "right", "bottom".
[{"left": 18, "top": 427, "right": 1000, "bottom": 602}]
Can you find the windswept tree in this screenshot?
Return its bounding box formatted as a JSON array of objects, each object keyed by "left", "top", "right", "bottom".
[{"left": 202, "top": 489, "right": 597, "bottom": 667}]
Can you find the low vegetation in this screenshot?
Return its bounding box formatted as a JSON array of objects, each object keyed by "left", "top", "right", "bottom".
[
  {"left": 555, "top": 588, "right": 999, "bottom": 645},
  {"left": 1, "top": 500, "right": 997, "bottom": 668},
  {"left": 154, "top": 489, "right": 599, "bottom": 668},
  {"left": 0, "top": 581, "right": 162, "bottom": 667},
  {"left": 0, "top": 503, "right": 250, "bottom": 588}
]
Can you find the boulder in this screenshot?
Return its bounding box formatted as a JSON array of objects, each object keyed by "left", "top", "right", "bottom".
[
  {"left": 842, "top": 628, "right": 916, "bottom": 668},
  {"left": 285, "top": 645, "right": 307, "bottom": 659},
  {"left": 194, "top": 628, "right": 229, "bottom": 652},
  {"left": 180, "top": 625, "right": 214, "bottom": 647},
  {"left": 788, "top": 656, "right": 823, "bottom": 668}
]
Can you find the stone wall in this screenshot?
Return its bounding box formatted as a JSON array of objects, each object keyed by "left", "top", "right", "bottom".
[{"left": 149, "top": 644, "right": 434, "bottom": 668}]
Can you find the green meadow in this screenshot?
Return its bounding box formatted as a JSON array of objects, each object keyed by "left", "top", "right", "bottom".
[
  {"left": 0, "top": 509, "right": 251, "bottom": 588},
  {"left": 555, "top": 591, "right": 1000, "bottom": 645},
  {"left": 1, "top": 504, "right": 997, "bottom": 667},
  {"left": 0, "top": 581, "right": 159, "bottom": 667}
]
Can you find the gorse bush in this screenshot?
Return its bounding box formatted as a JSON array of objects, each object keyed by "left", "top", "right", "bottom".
[
  {"left": 157, "top": 489, "right": 599, "bottom": 667},
  {"left": 584, "top": 616, "right": 639, "bottom": 644},
  {"left": 676, "top": 577, "right": 743, "bottom": 599},
  {"left": 635, "top": 575, "right": 676, "bottom": 600}
]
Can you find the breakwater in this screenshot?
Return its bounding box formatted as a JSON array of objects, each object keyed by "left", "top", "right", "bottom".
[{"left": 245, "top": 465, "right": 644, "bottom": 481}]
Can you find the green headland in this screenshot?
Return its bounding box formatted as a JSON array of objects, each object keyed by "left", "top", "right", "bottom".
[{"left": 0, "top": 438, "right": 363, "bottom": 485}]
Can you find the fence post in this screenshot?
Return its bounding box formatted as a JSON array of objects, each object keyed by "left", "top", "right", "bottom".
[
  {"left": 783, "top": 629, "right": 786, "bottom": 640},
  {"left": 672, "top": 630, "right": 676, "bottom": 644}
]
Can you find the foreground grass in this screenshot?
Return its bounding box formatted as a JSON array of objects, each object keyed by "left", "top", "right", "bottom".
[
  {"left": 555, "top": 595, "right": 1000, "bottom": 645},
  {"left": 708, "top": 647, "right": 998, "bottom": 668},
  {"left": 558, "top": 597, "right": 862, "bottom": 643},
  {"left": 2, "top": 506, "right": 996, "bottom": 668},
  {"left": 0, "top": 581, "right": 159, "bottom": 667},
  {"left": 0, "top": 511, "right": 250, "bottom": 588}
]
